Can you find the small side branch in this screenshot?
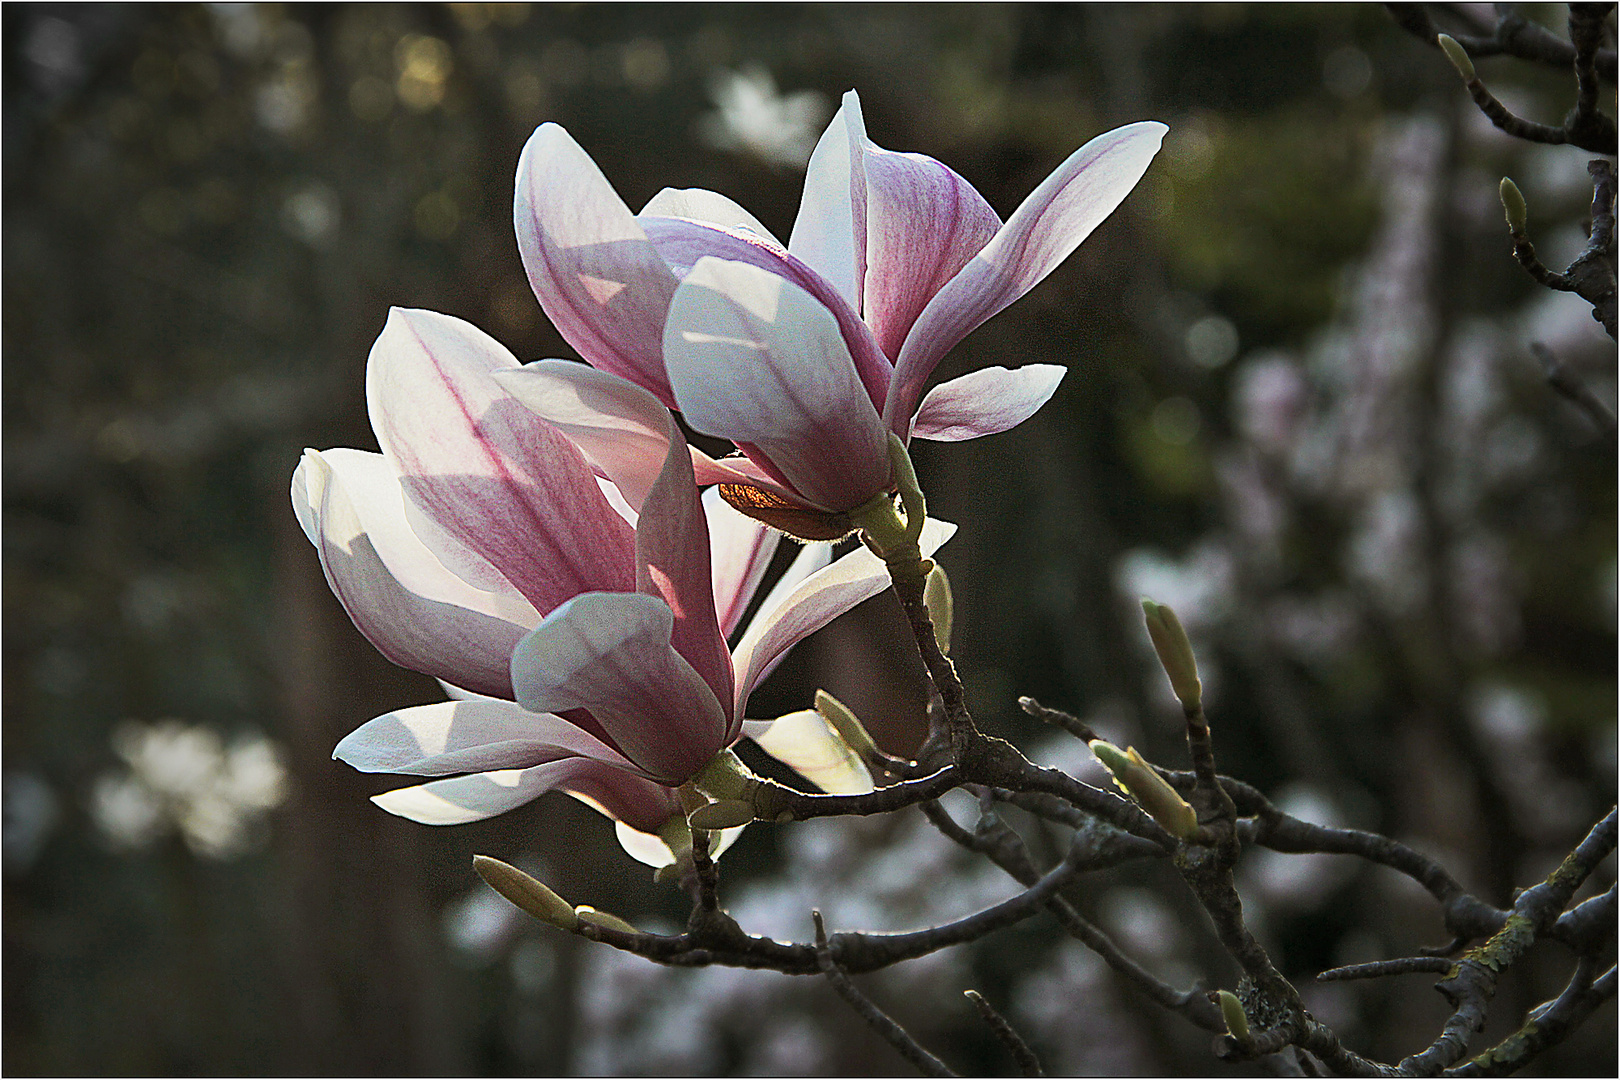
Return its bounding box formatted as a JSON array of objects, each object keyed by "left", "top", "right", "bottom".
[
  {"left": 813, "top": 911, "right": 957, "bottom": 1078},
  {"left": 1317, "top": 957, "right": 1458, "bottom": 982},
  {"left": 1532, "top": 342, "right": 1617, "bottom": 445},
  {"left": 1385, "top": 4, "right": 1618, "bottom": 81},
  {"left": 1449, "top": 957, "right": 1617, "bottom": 1076},
  {"left": 964, "top": 990, "right": 1045, "bottom": 1077}
]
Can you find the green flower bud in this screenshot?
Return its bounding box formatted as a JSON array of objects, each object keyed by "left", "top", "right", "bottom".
[
  {"left": 472, "top": 854, "right": 579, "bottom": 931},
  {"left": 1499, "top": 177, "right": 1528, "bottom": 234},
  {"left": 1141, "top": 599, "right": 1202, "bottom": 712},
  {"left": 687, "top": 799, "right": 755, "bottom": 830},
  {"left": 814, "top": 689, "right": 879, "bottom": 761},
  {"left": 1437, "top": 34, "right": 1475, "bottom": 81},
  {"left": 923, "top": 562, "right": 954, "bottom": 654},
  {"left": 574, "top": 905, "right": 640, "bottom": 935},
  {"left": 1217, "top": 989, "right": 1252, "bottom": 1042},
  {"left": 1088, "top": 739, "right": 1201, "bottom": 840}
]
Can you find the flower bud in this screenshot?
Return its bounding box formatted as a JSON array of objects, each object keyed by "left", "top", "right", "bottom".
[
  {"left": 1088, "top": 739, "right": 1201, "bottom": 840},
  {"left": 472, "top": 854, "right": 579, "bottom": 931},
  {"left": 1437, "top": 34, "right": 1475, "bottom": 81},
  {"left": 1217, "top": 989, "right": 1251, "bottom": 1042},
  {"left": 923, "top": 562, "right": 954, "bottom": 654},
  {"left": 1499, "top": 177, "right": 1528, "bottom": 234},
  {"left": 1141, "top": 599, "right": 1202, "bottom": 712},
  {"left": 687, "top": 799, "right": 755, "bottom": 829},
  {"left": 814, "top": 689, "right": 878, "bottom": 761},
  {"left": 574, "top": 905, "right": 640, "bottom": 935}
]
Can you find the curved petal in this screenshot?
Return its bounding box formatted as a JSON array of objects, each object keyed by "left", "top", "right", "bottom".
[
  {"left": 909, "top": 364, "right": 1066, "bottom": 441},
  {"left": 514, "top": 123, "right": 681, "bottom": 404},
  {"left": 885, "top": 121, "right": 1167, "bottom": 432},
  {"left": 491, "top": 359, "right": 733, "bottom": 710},
  {"left": 292, "top": 448, "right": 535, "bottom": 699},
  {"left": 704, "top": 488, "right": 780, "bottom": 640},
  {"left": 789, "top": 90, "right": 868, "bottom": 314},
  {"left": 371, "top": 757, "right": 675, "bottom": 832},
  {"left": 510, "top": 592, "right": 729, "bottom": 782},
  {"left": 334, "top": 698, "right": 640, "bottom": 777},
  {"left": 367, "top": 308, "right": 638, "bottom": 615},
  {"left": 862, "top": 145, "right": 1002, "bottom": 361},
  {"left": 641, "top": 187, "right": 780, "bottom": 245},
  {"left": 690, "top": 449, "right": 809, "bottom": 507},
  {"left": 493, "top": 360, "right": 676, "bottom": 515},
  {"left": 664, "top": 257, "right": 891, "bottom": 512},
  {"left": 751, "top": 709, "right": 874, "bottom": 795},
  {"left": 641, "top": 216, "right": 892, "bottom": 412},
  {"left": 610, "top": 817, "right": 746, "bottom": 867},
  {"left": 731, "top": 517, "right": 956, "bottom": 715}
]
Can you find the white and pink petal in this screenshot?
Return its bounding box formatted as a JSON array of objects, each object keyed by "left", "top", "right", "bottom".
[
  {"left": 514, "top": 124, "right": 681, "bottom": 404},
  {"left": 292, "top": 448, "right": 535, "bottom": 699},
  {"left": 664, "top": 257, "right": 892, "bottom": 512},
  {"left": 730, "top": 517, "right": 955, "bottom": 716},
  {"left": 510, "top": 591, "right": 730, "bottom": 782},
  {"left": 909, "top": 364, "right": 1066, "bottom": 441},
  {"left": 885, "top": 121, "right": 1167, "bottom": 432},
  {"left": 334, "top": 698, "right": 639, "bottom": 777},
  {"left": 367, "top": 308, "right": 638, "bottom": 616}
]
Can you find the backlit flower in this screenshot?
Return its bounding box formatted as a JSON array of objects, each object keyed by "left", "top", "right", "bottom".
[
  {"left": 294, "top": 308, "right": 951, "bottom": 861},
  {"left": 514, "top": 91, "right": 1165, "bottom": 519}
]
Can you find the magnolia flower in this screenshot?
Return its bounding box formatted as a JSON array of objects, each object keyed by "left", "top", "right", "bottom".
[
  {"left": 293, "top": 308, "right": 951, "bottom": 863},
  {"left": 515, "top": 90, "right": 1165, "bottom": 520}
]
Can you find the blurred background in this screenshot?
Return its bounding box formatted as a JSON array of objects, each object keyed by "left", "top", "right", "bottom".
[{"left": 4, "top": 3, "right": 1614, "bottom": 1074}]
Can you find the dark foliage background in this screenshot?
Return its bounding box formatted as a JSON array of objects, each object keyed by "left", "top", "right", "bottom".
[{"left": 4, "top": 4, "right": 1613, "bottom": 1075}]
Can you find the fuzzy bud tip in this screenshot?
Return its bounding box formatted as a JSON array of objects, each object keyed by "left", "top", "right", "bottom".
[
  {"left": 1437, "top": 34, "right": 1476, "bottom": 80},
  {"left": 1217, "top": 989, "right": 1252, "bottom": 1042},
  {"left": 1499, "top": 177, "right": 1528, "bottom": 234},
  {"left": 1141, "top": 598, "right": 1203, "bottom": 713},
  {"left": 473, "top": 854, "right": 579, "bottom": 931}
]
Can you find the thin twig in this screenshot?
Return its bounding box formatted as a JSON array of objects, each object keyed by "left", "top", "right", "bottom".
[
  {"left": 1448, "top": 956, "right": 1615, "bottom": 1076},
  {"left": 1018, "top": 695, "right": 1097, "bottom": 742},
  {"left": 921, "top": 799, "right": 1226, "bottom": 1034},
  {"left": 1552, "top": 883, "right": 1616, "bottom": 951},
  {"left": 1396, "top": 808, "right": 1618, "bottom": 1076},
  {"left": 1384, "top": 3, "right": 1618, "bottom": 81},
  {"left": 965, "top": 990, "right": 1045, "bottom": 1077},
  {"left": 813, "top": 910, "right": 958, "bottom": 1078},
  {"left": 1531, "top": 342, "right": 1618, "bottom": 445},
  {"left": 1317, "top": 957, "right": 1458, "bottom": 982}
]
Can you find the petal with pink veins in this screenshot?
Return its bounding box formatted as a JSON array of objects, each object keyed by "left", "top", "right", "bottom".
[
  {"left": 510, "top": 591, "right": 729, "bottom": 782},
  {"left": 493, "top": 359, "right": 678, "bottom": 515},
  {"left": 885, "top": 121, "right": 1167, "bottom": 433},
  {"left": 789, "top": 90, "right": 869, "bottom": 314},
  {"left": 367, "top": 308, "right": 638, "bottom": 616},
  {"left": 489, "top": 358, "right": 734, "bottom": 710},
  {"left": 730, "top": 517, "right": 955, "bottom": 716},
  {"left": 664, "top": 257, "right": 892, "bottom": 512},
  {"left": 334, "top": 698, "right": 640, "bottom": 777},
  {"left": 292, "top": 448, "right": 535, "bottom": 699},
  {"left": 514, "top": 123, "right": 681, "bottom": 404},
  {"left": 909, "top": 364, "right": 1066, "bottom": 442},
  {"left": 862, "top": 145, "right": 1002, "bottom": 362},
  {"left": 640, "top": 216, "right": 892, "bottom": 413},
  {"left": 372, "top": 757, "right": 677, "bottom": 832}
]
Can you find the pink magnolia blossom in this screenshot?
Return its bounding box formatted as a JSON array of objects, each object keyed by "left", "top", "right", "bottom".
[
  {"left": 293, "top": 308, "right": 950, "bottom": 857},
  {"left": 515, "top": 91, "right": 1165, "bottom": 515}
]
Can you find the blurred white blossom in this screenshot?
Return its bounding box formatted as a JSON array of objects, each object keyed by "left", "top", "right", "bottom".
[
  {"left": 90, "top": 720, "right": 287, "bottom": 858},
  {"left": 698, "top": 66, "right": 828, "bottom": 169}
]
